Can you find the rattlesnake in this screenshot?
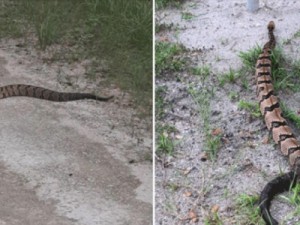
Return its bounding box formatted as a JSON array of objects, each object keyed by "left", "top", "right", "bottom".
[
  {"left": 256, "top": 21, "right": 300, "bottom": 225},
  {"left": 0, "top": 84, "right": 113, "bottom": 101}
]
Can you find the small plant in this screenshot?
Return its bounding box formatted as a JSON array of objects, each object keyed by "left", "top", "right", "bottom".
[
  {"left": 156, "top": 124, "right": 177, "bottom": 155},
  {"left": 189, "top": 84, "right": 221, "bottom": 160},
  {"left": 156, "top": 0, "right": 184, "bottom": 9},
  {"left": 239, "top": 45, "right": 262, "bottom": 72},
  {"left": 191, "top": 65, "right": 211, "bottom": 79},
  {"left": 280, "top": 182, "right": 300, "bottom": 206},
  {"left": 238, "top": 100, "right": 261, "bottom": 118},
  {"left": 219, "top": 68, "right": 240, "bottom": 86},
  {"left": 157, "top": 131, "right": 174, "bottom": 155},
  {"left": 228, "top": 92, "right": 239, "bottom": 101},
  {"left": 294, "top": 30, "right": 300, "bottom": 38},
  {"left": 181, "top": 12, "right": 195, "bottom": 20},
  {"left": 156, "top": 42, "right": 186, "bottom": 74},
  {"left": 281, "top": 102, "right": 300, "bottom": 129},
  {"left": 235, "top": 194, "right": 264, "bottom": 224},
  {"left": 155, "top": 86, "right": 168, "bottom": 120},
  {"left": 204, "top": 211, "right": 223, "bottom": 225}
]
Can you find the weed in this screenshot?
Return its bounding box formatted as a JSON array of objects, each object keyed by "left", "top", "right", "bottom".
[
  {"left": 166, "top": 182, "right": 180, "bottom": 191},
  {"left": 157, "top": 130, "right": 175, "bottom": 155},
  {"left": 294, "top": 30, "right": 300, "bottom": 38},
  {"left": 189, "top": 84, "right": 221, "bottom": 159},
  {"left": 190, "top": 65, "right": 211, "bottom": 79},
  {"left": 156, "top": 0, "right": 184, "bottom": 9},
  {"left": 181, "top": 12, "right": 195, "bottom": 20},
  {"left": 238, "top": 100, "right": 261, "bottom": 118},
  {"left": 204, "top": 211, "right": 223, "bottom": 225},
  {"left": 280, "top": 102, "right": 300, "bottom": 129},
  {"left": 228, "top": 92, "right": 239, "bottom": 101},
  {"left": 235, "top": 194, "right": 264, "bottom": 224},
  {"left": 156, "top": 86, "right": 168, "bottom": 120},
  {"left": 219, "top": 68, "right": 240, "bottom": 86},
  {"left": 156, "top": 42, "right": 186, "bottom": 74},
  {"left": 239, "top": 45, "right": 262, "bottom": 72},
  {"left": 156, "top": 124, "right": 177, "bottom": 155}
]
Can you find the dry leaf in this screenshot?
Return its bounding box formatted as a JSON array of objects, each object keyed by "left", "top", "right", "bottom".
[
  {"left": 211, "top": 205, "right": 220, "bottom": 213},
  {"left": 212, "top": 128, "right": 222, "bottom": 136},
  {"left": 183, "top": 167, "right": 194, "bottom": 175},
  {"left": 175, "top": 135, "right": 183, "bottom": 140},
  {"left": 183, "top": 191, "right": 192, "bottom": 197},
  {"left": 188, "top": 209, "right": 198, "bottom": 220},
  {"left": 191, "top": 217, "right": 199, "bottom": 223}
]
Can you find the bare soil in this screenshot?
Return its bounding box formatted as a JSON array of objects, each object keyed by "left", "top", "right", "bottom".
[
  {"left": 156, "top": 1, "right": 300, "bottom": 224},
  {"left": 0, "top": 37, "right": 152, "bottom": 225}
]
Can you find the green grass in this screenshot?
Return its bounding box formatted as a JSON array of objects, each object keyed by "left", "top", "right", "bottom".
[
  {"left": 294, "top": 30, "right": 300, "bottom": 38},
  {"left": 190, "top": 66, "right": 211, "bottom": 79},
  {"left": 235, "top": 194, "right": 264, "bottom": 224},
  {"left": 238, "top": 100, "right": 261, "bottom": 118},
  {"left": 0, "top": 0, "right": 152, "bottom": 114},
  {"left": 281, "top": 102, "right": 300, "bottom": 129},
  {"left": 189, "top": 84, "right": 221, "bottom": 160},
  {"left": 181, "top": 12, "right": 195, "bottom": 20},
  {"left": 156, "top": 86, "right": 168, "bottom": 120},
  {"left": 156, "top": 0, "right": 185, "bottom": 9},
  {"left": 219, "top": 68, "right": 240, "bottom": 86},
  {"left": 156, "top": 124, "right": 177, "bottom": 155},
  {"left": 204, "top": 212, "right": 223, "bottom": 225},
  {"left": 156, "top": 42, "right": 186, "bottom": 75},
  {"left": 239, "top": 45, "right": 262, "bottom": 72}
]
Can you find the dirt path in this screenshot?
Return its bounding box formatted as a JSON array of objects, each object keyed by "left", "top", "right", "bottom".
[
  {"left": 0, "top": 39, "right": 152, "bottom": 225},
  {"left": 156, "top": 1, "right": 300, "bottom": 224}
]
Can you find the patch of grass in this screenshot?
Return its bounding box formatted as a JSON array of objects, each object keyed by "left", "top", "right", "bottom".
[
  {"left": 204, "top": 211, "right": 223, "bottom": 225},
  {"left": 228, "top": 92, "right": 239, "bottom": 101},
  {"left": 219, "top": 68, "right": 240, "bottom": 86},
  {"left": 238, "top": 100, "right": 261, "bottom": 118},
  {"left": 156, "top": 86, "right": 168, "bottom": 120},
  {"left": 166, "top": 182, "right": 180, "bottom": 191},
  {"left": 156, "top": 42, "right": 186, "bottom": 75},
  {"left": 156, "top": 0, "right": 185, "bottom": 9},
  {"left": 235, "top": 194, "right": 264, "bottom": 224},
  {"left": 294, "top": 30, "right": 300, "bottom": 38},
  {"left": 156, "top": 124, "right": 177, "bottom": 155},
  {"left": 239, "top": 45, "right": 262, "bottom": 72},
  {"left": 281, "top": 102, "right": 300, "bottom": 129},
  {"left": 189, "top": 84, "right": 221, "bottom": 160},
  {"left": 0, "top": 0, "right": 152, "bottom": 115},
  {"left": 280, "top": 182, "right": 300, "bottom": 206},
  {"left": 190, "top": 65, "right": 211, "bottom": 79},
  {"left": 181, "top": 12, "right": 195, "bottom": 20}
]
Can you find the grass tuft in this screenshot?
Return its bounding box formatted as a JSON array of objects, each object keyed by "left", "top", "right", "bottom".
[
  {"left": 238, "top": 100, "right": 261, "bottom": 118},
  {"left": 156, "top": 42, "right": 186, "bottom": 75},
  {"left": 235, "top": 194, "right": 264, "bottom": 224}
]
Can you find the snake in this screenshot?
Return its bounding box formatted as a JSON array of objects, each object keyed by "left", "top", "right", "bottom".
[
  {"left": 0, "top": 84, "right": 113, "bottom": 101},
  {"left": 255, "top": 21, "right": 300, "bottom": 225}
]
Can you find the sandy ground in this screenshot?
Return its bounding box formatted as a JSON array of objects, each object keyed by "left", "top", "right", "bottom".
[
  {"left": 0, "top": 38, "right": 152, "bottom": 225},
  {"left": 156, "top": 0, "right": 300, "bottom": 224}
]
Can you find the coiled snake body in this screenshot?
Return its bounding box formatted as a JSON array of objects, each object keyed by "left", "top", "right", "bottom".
[{"left": 257, "top": 21, "right": 300, "bottom": 225}]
